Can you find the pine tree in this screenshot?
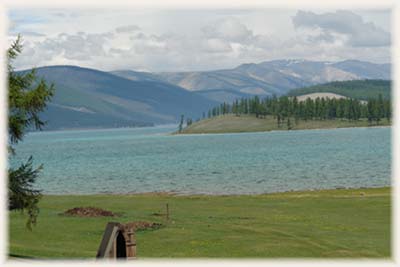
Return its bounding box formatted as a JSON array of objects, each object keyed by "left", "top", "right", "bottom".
[
  {"left": 384, "top": 100, "right": 391, "bottom": 122},
  {"left": 277, "top": 113, "right": 281, "bottom": 127},
  {"left": 367, "top": 99, "right": 374, "bottom": 124},
  {"left": 377, "top": 94, "right": 385, "bottom": 123},
  {"left": 8, "top": 36, "right": 54, "bottom": 229},
  {"left": 178, "top": 114, "right": 184, "bottom": 132},
  {"left": 305, "top": 98, "right": 314, "bottom": 120},
  {"left": 337, "top": 99, "right": 345, "bottom": 119},
  {"left": 292, "top": 96, "right": 299, "bottom": 124},
  {"left": 287, "top": 117, "right": 292, "bottom": 130},
  {"left": 373, "top": 98, "right": 381, "bottom": 124}
]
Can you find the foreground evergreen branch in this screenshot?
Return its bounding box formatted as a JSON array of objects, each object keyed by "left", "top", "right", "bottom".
[
  {"left": 8, "top": 35, "right": 54, "bottom": 229},
  {"left": 8, "top": 157, "right": 43, "bottom": 230}
]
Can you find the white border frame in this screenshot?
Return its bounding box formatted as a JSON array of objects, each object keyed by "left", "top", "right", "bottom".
[{"left": 0, "top": 0, "right": 398, "bottom": 266}]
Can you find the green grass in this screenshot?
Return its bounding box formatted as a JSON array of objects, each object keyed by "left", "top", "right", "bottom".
[
  {"left": 180, "top": 114, "right": 391, "bottom": 134},
  {"left": 9, "top": 187, "right": 391, "bottom": 259}
]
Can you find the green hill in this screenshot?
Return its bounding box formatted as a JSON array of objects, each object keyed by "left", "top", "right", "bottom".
[
  {"left": 181, "top": 79, "right": 392, "bottom": 134},
  {"left": 287, "top": 80, "right": 391, "bottom": 100},
  {"left": 18, "top": 65, "right": 217, "bottom": 130}
]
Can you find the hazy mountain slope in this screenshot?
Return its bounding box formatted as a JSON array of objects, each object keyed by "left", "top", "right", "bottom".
[
  {"left": 157, "top": 69, "right": 280, "bottom": 95},
  {"left": 110, "top": 70, "right": 161, "bottom": 82},
  {"left": 151, "top": 59, "right": 390, "bottom": 103},
  {"left": 196, "top": 89, "right": 255, "bottom": 103},
  {"left": 287, "top": 80, "right": 391, "bottom": 100},
  {"left": 20, "top": 65, "right": 217, "bottom": 130},
  {"left": 332, "top": 60, "right": 390, "bottom": 79},
  {"left": 41, "top": 104, "right": 152, "bottom": 130}
]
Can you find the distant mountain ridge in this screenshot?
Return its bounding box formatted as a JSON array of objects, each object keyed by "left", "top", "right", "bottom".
[
  {"left": 19, "top": 65, "right": 217, "bottom": 130},
  {"left": 21, "top": 59, "right": 390, "bottom": 130},
  {"left": 112, "top": 59, "right": 390, "bottom": 103}
]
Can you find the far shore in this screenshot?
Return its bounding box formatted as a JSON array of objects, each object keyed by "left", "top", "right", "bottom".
[
  {"left": 26, "top": 123, "right": 179, "bottom": 134},
  {"left": 42, "top": 185, "right": 391, "bottom": 197},
  {"left": 175, "top": 115, "right": 391, "bottom": 135},
  {"left": 175, "top": 124, "right": 392, "bottom": 136}
]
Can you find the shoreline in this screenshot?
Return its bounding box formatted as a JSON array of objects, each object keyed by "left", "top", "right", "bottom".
[
  {"left": 42, "top": 185, "right": 391, "bottom": 197},
  {"left": 25, "top": 122, "right": 390, "bottom": 136},
  {"left": 176, "top": 123, "right": 391, "bottom": 136},
  {"left": 27, "top": 123, "right": 178, "bottom": 134}
]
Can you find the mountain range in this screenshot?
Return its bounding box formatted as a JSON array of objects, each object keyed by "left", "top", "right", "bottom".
[
  {"left": 113, "top": 59, "right": 390, "bottom": 103},
  {"left": 22, "top": 59, "right": 390, "bottom": 130},
  {"left": 21, "top": 66, "right": 217, "bottom": 130}
]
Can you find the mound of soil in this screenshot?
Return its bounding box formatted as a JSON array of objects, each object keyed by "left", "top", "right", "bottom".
[
  {"left": 62, "top": 207, "right": 116, "bottom": 217},
  {"left": 122, "top": 221, "right": 162, "bottom": 231}
]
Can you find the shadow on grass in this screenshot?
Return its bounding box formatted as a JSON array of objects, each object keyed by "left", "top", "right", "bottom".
[{"left": 8, "top": 253, "right": 35, "bottom": 259}]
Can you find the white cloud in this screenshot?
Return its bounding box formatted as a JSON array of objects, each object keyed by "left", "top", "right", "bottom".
[
  {"left": 133, "top": 37, "right": 167, "bottom": 54},
  {"left": 9, "top": 9, "right": 391, "bottom": 72},
  {"left": 115, "top": 25, "right": 141, "bottom": 33},
  {"left": 202, "top": 17, "right": 253, "bottom": 42},
  {"left": 292, "top": 10, "right": 390, "bottom": 47},
  {"left": 201, "top": 38, "right": 232, "bottom": 53}
]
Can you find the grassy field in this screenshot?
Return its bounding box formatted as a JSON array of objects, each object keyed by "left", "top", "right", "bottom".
[
  {"left": 9, "top": 187, "right": 391, "bottom": 259},
  {"left": 180, "top": 114, "right": 390, "bottom": 134}
]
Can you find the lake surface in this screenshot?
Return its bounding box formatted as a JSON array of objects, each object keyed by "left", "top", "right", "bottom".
[{"left": 10, "top": 126, "right": 391, "bottom": 195}]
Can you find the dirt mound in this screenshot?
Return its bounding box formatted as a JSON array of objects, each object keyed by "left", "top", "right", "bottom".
[
  {"left": 122, "top": 221, "right": 162, "bottom": 231},
  {"left": 62, "top": 207, "right": 116, "bottom": 217}
]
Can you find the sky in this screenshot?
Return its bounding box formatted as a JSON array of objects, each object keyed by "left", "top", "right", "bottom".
[{"left": 7, "top": 8, "right": 391, "bottom": 72}]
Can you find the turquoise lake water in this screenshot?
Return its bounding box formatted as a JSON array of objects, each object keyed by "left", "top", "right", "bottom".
[{"left": 10, "top": 126, "right": 391, "bottom": 195}]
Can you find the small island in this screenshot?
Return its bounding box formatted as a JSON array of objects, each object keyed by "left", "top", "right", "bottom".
[
  {"left": 179, "top": 80, "right": 391, "bottom": 134},
  {"left": 180, "top": 114, "right": 390, "bottom": 134}
]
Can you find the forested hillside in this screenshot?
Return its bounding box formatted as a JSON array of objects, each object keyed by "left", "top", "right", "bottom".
[
  {"left": 288, "top": 80, "right": 391, "bottom": 100},
  {"left": 203, "top": 95, "right": 391, "bottom": 129},
  {"left": 180, "top": 88, "right": 392, "bottom": 134}
]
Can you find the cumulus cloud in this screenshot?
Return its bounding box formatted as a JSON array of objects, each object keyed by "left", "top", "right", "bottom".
[
  {"left": 201, "top": 38, "right": 232, "bottom": 53},
  {"left": 202, "top": 17, "right": 253, "bottom": 43},
  {"left": 13, "top": 31, "right": 112, "bottom": 68},
  {"left": 56, "top": 32, "right": 110, "bottom": 60},
  {"left": 292, "top": 10, "right": 390, "bottom": 47},
  {"left": 20, "top": 31, "right": 46, "bottom": 37},
  {"left": 10, "top": 9, "right": 391, "bottom": 71},
  {"left": 115, "top": 25, "right": 141, "bottom": 33},
  {"left": 51, "top": 11, "right": 80, "bottom": 18},
  {"left": 133, "top": 36, "right": 167, "bottom": 54}
]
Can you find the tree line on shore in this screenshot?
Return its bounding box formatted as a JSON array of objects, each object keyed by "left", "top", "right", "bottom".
[
  {"left": 203, "top": 94, "right": 391, "bottom": 128},
  {"left": 287, "top": 79, "right": 391, "bottom": 100}
]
